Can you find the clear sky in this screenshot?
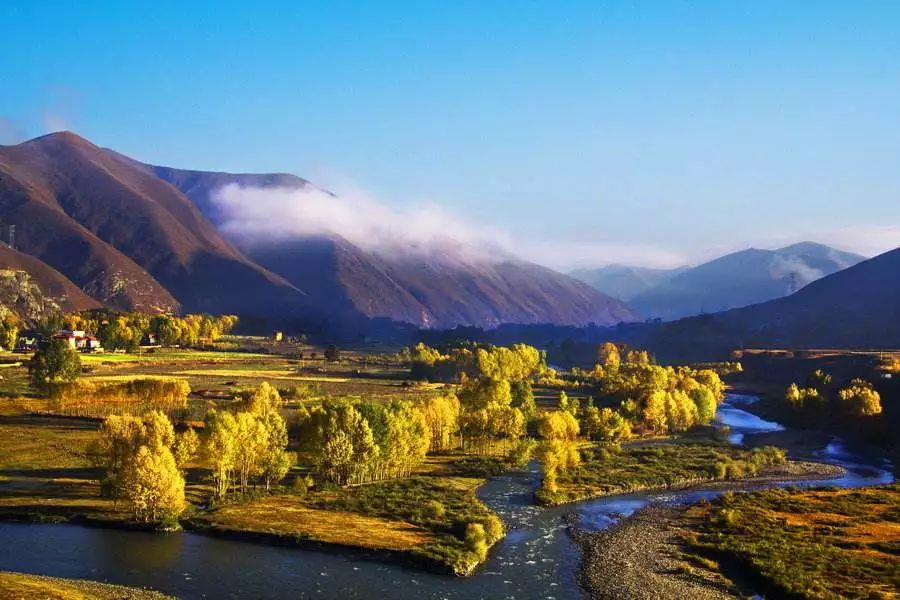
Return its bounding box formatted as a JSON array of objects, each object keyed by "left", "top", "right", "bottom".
[{"left": 2, "top": 1, "right": 899, "bottom": 269}]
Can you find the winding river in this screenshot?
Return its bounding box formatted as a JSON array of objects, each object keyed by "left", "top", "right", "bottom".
[{"left": 0, "top": 394, "right": 893, "bottom": 599}]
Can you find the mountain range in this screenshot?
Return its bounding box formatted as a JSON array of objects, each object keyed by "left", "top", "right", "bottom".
[
  {"left": 574, "top": 243, "right": 864, "bottom": 321},
  {"left": 0, "top": 131, "right": 635, "bottom": 330},
  {"left": 635, "top": 246, "right": 900, "bottom": 360},
  {"left": 569, "top": 265, "right": 686, "bottom": 302}
]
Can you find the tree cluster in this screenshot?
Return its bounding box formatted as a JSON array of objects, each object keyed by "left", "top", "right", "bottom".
[
  {"left": 784, "top": 371, "right": 882, "bottom": 417},
  {"left": 308, "top": 399, "right": 430, "bottom": 486},
  {"left": 205, "top": 382, "right": 293, "bottom": 497},
  {"left": 51, "top": 378, "right": 190, "bottom": 418},
  {"left": 91, "top": 410, "right": 189, "bottom": 524},
  {"left": 42, "top": 310, "right": 238, "bottom": 351},
  {"left": 572, "top": 344, "right": 725, "bottom": 436}
]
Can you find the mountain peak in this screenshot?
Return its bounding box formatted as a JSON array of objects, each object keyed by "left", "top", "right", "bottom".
[{"left": 776, "top": 241, "right": 833, "bottom": 254}]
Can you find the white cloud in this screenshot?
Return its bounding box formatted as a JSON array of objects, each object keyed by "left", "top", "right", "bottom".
[
  {"left": 209, "top": 182, "right": 900, "bottom": 274},
  {"left": 212, "top": 184, "right": 515, "bottom": 262}
]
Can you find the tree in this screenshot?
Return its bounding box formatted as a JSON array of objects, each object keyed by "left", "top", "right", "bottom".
[
  {"left": 458, "top": 378, "right": 525, "bottom": 454},
  {"left": 248, "top": 381, "right": 282, "bottom": 416},
  {"left": 582, "top": 407, "right": 632, "bottom": 443},
  {"left": 173, "top": 427, "right": 200, "bottom": 469},
  {"left": 536, "top": 410, "right": 581, "bottom": 498},
  {"left": 420, "top": 394, "right": 460, "bottom": 452},
  {"left": 838, "top": 379, "right": 882, "bottom": 416},
  {"left": 597, "top": 342, "right": 621, "bottom": 370},
  {"left": 260, "top": 411, "right": 293, "bottom": 490},
  {"left": 28, "top": 339, "right": 81, "bottom": 391},
  {"left": 785, "top": 383, "right": 802, "bottom": 409},
  {"left": 205, "top": 409, "right": 238, "bottom": 498},
  {"left": 642, "top": 389, "right": 668, "bottom": 433},
  {"left": 510, "top": 380, "right": 537, "bottom": 423},
  {"left": 92, "top": 414, "right": 147, "bottom": 497},
  {"left": 126, "top": 444, "right": 185, "bottom": 523},
  {"left": 324, "top": 345, "right": 341, "bottom": 362}
]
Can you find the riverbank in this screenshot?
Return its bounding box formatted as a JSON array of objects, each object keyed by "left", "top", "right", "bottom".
[
  {"left": 0, "top": 570, "right": 174, "bottom": 599},
  {"left": 538, "top": 439, "right": 843, "bottom": 506},
  {"left": 186, "top": 470, "right": 505, "bottom": 576},
  {"left": 682, "top": 484, "right": 900, "bottom": 598}
]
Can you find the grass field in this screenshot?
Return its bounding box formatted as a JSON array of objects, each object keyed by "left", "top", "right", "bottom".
[
  {"left": 0, "top": 571, "right": 173, "bottom": 599},
  {"left": 682, "top": 485, "right": 900, "bottom": 599},
  {"left": 538, "top": 442, "right": 791, "bottom": 505}
]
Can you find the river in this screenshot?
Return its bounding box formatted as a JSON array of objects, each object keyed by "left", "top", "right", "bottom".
[{"left": 0, "top": 395, "right": 893, "bottom": 599}]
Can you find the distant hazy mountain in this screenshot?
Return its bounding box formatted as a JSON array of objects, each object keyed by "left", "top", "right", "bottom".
[
  {"left": 638, "top": 247, "right": 900, "bottom": 360},
  {"left": 629, "top": 242, "right": 865, "bottom": 321},
  {"left": 569, "top": 264, "right": 686, "bottom": 302}
]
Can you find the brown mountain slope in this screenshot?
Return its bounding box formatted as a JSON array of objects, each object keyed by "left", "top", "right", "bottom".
[
  {"left": 0, "top": 132, "right": 307, "bottom": 316},
  {"left": 0, "top": 245, "right": 100, "bottom": 313},
  {"left": 151, "top": 164, "right": 637, "bottom": 328}
]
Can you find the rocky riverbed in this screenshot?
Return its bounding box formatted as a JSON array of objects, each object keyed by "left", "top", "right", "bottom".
[
  {"left": 575, "top": 505, "right": 738, "bottom": 600},
  {"left": 573, "top": 460, "right": 846, "bottom": 599}
]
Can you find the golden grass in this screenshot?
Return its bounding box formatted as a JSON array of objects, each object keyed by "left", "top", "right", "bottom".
[
  {"left": 0, "top": 416, "right": 97, "bottom": 470},
  {"left": 201, "top": 494, "right": 431, "bottom": 551},
  {"left": 173, "top": 369, "right": 350, "bottom": 383},
  {"left": 83, "top": 374, "right": 189, "bottom": 383},
  {"left": 0, "top": 571, "right": 173, "bottom": 599}
]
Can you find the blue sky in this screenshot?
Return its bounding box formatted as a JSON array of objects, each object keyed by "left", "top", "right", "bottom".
[{"left": 2, "top": 1, "right": 899, "bottom": 269}]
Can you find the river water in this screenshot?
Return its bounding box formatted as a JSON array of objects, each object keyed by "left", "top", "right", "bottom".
[{"left": 0, "top": 395, "right": 893, "bottom": 599}]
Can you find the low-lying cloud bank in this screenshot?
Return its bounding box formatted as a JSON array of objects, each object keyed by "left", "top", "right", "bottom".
[
  {"left": 211, "top": 183, "right": 900, "bottom": 272},
  {"left": 212, "top": 183, "right": 514, "bottom": 262}
]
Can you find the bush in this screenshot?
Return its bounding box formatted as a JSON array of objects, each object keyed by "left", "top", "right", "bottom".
[
  {"left": 465, "top": 523, "right": 488, "bottom": 560},
  {"left": 483, "top": 514, "right": 505, "bottom": 544},
  {"left": 425, "top": 500, "right": 446, "bottom": 519}
]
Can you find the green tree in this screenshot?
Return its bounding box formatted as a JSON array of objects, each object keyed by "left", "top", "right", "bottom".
[
  {"left": 28, "top": 339, "right": 81, "bottom": 391},
  {"left": 510, "top": 380, "right": 537, "bottom": 423}
]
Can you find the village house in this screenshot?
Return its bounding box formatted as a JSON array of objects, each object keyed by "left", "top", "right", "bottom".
[{"left": 52, "top": 330, "right": 103, "bottom": 353}]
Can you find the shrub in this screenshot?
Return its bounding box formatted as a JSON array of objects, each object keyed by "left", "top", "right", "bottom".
[
  {"left": 465, "top": 523, "right": 488, "bottom": 560},
  {"left": 425, "top": 500, "right": 446, "bottom": 519}
]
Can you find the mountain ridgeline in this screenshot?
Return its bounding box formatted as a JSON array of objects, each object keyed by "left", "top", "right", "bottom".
[
  {"left": 621, "top": 243, "right": 864, "bottom": 321},
  {"left": 569, "top": 265, "right": 686, "bottom": 302},
  {"left": 0, "top": 131, "right": 635, "bottom": 330},
  {"left": 622, "top": 246, "right": 900, "bottom": 360}
]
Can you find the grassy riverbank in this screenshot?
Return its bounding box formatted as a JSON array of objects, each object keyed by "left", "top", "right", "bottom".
[
  {"left": 681, "top": 485, "right": 900, "bottom": 599},
  {"left": 191, "top": 468, "right": 504, "bottom": 575},
  {"left": 0, "top": 398, "right": 507, "bottom": 576},
  {"left": 190, "top": 451, "right": 509, "bottom": 575},
  {"left": 537, "top": 441, "right": 839, "bottom": 506},
  {"left": 0, "top": 571, "right": 173, "bottom": 599}
]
